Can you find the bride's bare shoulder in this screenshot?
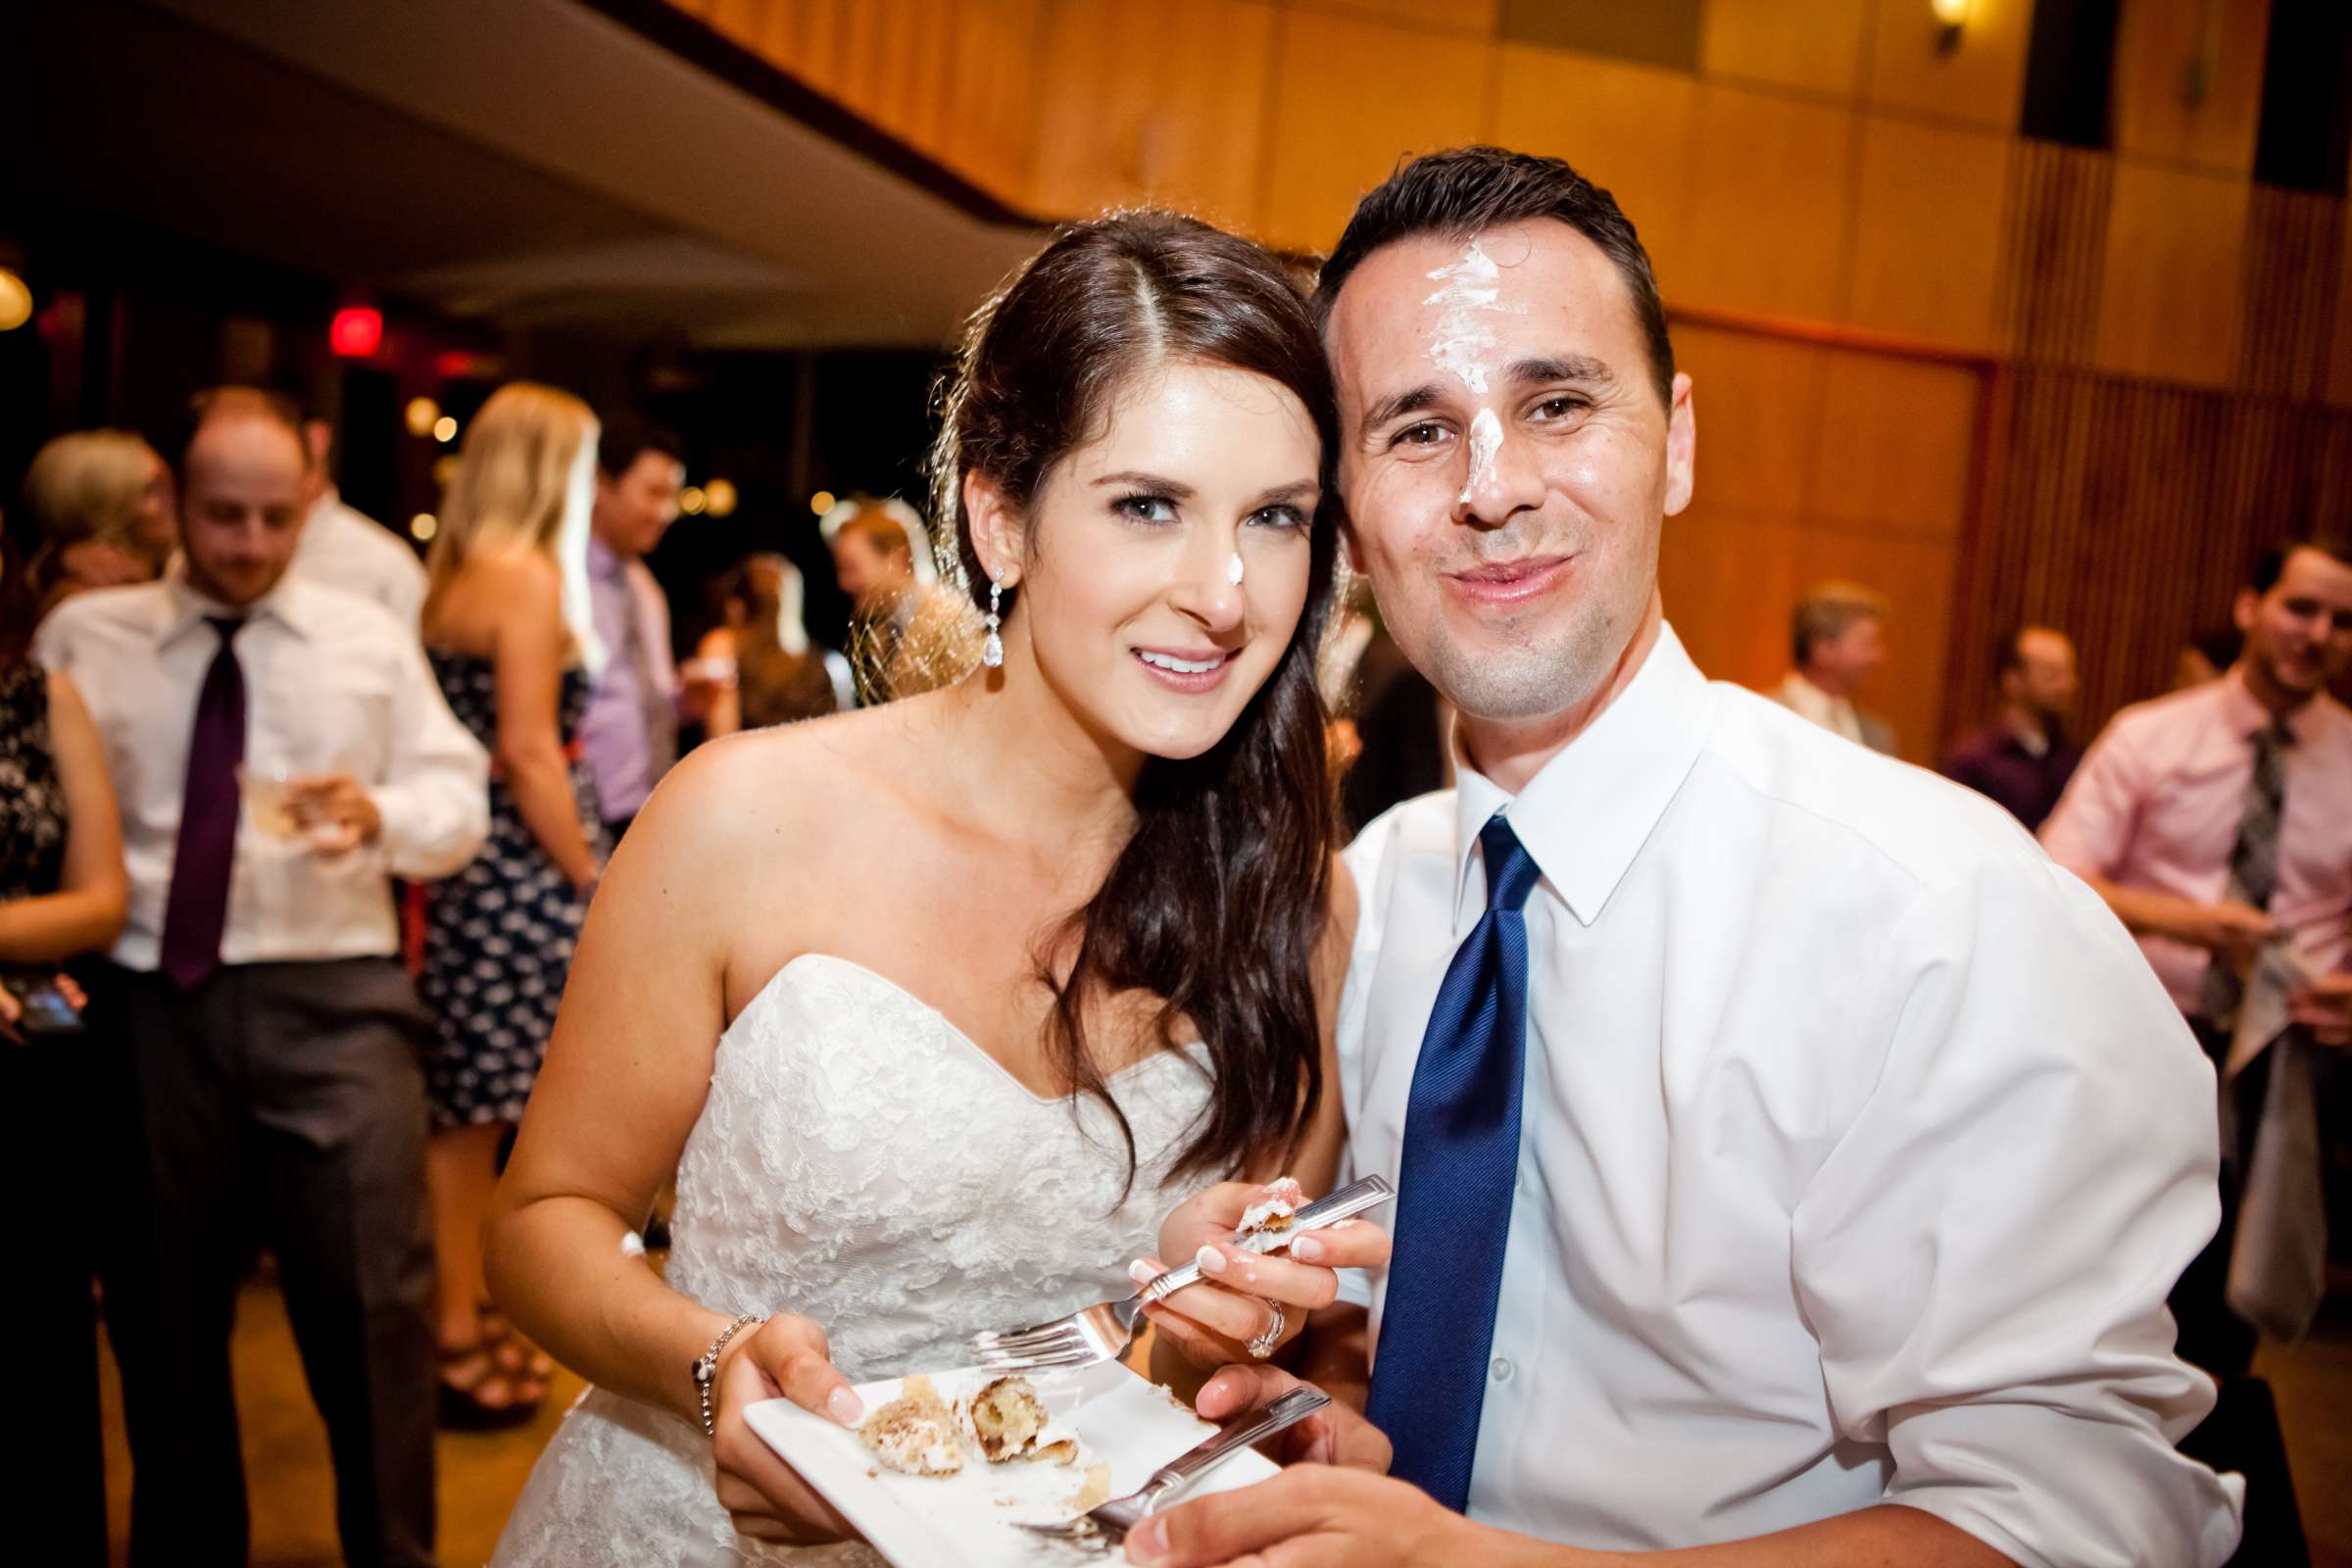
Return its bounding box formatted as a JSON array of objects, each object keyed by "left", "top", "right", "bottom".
[{"left": 634, "top": 700, "right": 936, "bottom": 852}]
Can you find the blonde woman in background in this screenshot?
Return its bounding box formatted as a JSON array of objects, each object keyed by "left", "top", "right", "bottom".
[
  {"left": 694, "top": 554, "right": 845, "bottom": 736},
  {"left": 416, "top": 382, "right": 608, "bottom": 1427},
  {"left": 16, "top": 429, "right": 175, "bottom": 614}
]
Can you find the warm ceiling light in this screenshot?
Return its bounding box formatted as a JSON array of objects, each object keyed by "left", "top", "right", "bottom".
[
  {"left": 809, "top": 489, "right": 837, "bottom": 515},
  {"left": 703, "top": 478, "right": 738, "bottom": 517},
  {"left": 329, "top": 306, "right": 383, "bottom": 358},
  {"left": 404, "top": 396, "right": 440, "bottom": 437},
  {"left": 1929, "top": 0, "right": 1969, "bottom": 21},
  {"left": 679, "top": 485, "right": 708, "bottom": 515},
  {"left": 410, "top": 513, "right": 438, "bottom": 541},
  {"left": 0, "top": 269, "right": 31, "bottom": 332},
  {"left": 433, "top": 416, "right": 459, "bottom": 443}
]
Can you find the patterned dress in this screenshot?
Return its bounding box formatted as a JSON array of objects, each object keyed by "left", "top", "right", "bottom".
[
  {"left": 418, "top": 652, "right": 605, "bottom": 1127},
  {"left": 0, "top": 660, "right": 68, "bottom": 913}
]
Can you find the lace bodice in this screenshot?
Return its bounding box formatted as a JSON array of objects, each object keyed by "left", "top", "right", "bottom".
[{"left": 493, "top": 954, "right": 1218, "bottom": 1567}]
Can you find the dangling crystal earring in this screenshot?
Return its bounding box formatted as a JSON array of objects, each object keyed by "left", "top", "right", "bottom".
[{"left": 982, "top": 574, "right": 1004, "bottom": 669}]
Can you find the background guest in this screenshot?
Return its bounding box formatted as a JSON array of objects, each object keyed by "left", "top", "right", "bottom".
[
  {"left": 0, "top": 533, "right": 129, "bottom": 1568},
  {"left": 577, "top": 411, "right": 684, "bottom": 842},
  {"left": 2042, "top": 536, "right": 2352, "bottom": 1563},
  {"left": 33, "top": 388, "right": 488, "bottom": 1568},
  {"left": 16, "top": 429, "right": 175, "bottom": 615},
  {"left": 694, "top": 552, "right": 844, "bottom": 736},
  {"left": 416, "top": 381, "right": 607, "bottom": 1428},
  {"left": 1774, "top": 579, "right": 1895, "bottom": 754},
  {"left": 288, "top": 397, "right": 428, "bottom": 621},
  {"left": 826, "top": 495, "right": 979, "bottom": 703},
  {"left": 1334, "top": 599, "right": 1446, "bottom": 837},
  {"left": 1940, "top": 624, "right": 2082, "bottom": 830}
]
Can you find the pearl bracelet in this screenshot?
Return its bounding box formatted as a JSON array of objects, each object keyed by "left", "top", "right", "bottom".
[{"left": 692, "top": 1312, "right": 764, "bottom": 1437}]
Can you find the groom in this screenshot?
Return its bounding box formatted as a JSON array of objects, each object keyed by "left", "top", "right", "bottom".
[{"left": 1130, "top": 149, "right": 2242, "bottom": 1566}]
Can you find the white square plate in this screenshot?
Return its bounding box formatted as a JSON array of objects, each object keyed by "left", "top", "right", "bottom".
[{"left": 745, "top": 1360, "right": 1281, "bottom": 1567}]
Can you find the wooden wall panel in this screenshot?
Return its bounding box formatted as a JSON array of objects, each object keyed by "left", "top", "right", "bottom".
[
  {"left": 2331, "top": 224, "right": 2352, "bottom": 409},
  {"left": 1285, "top": 0, "right": 1500, "bottom": 36},
  {"left": 1864, "top": 0, "right": 2032, "bottom": 130},
  {"left": 1490, "top": 45, "right": 1699, "bottom": 288},
  {"left": 2092, "top": 161, "right": 2248, "bottom": 388},
  {"left": 1846, "top": 117, "right": 2009, "bottom": 351},
  {"left": 1808, "top": 355, "right": 1982, "bottom": 540},
  {"left": 1659, "top": 508, "right": 1808, "bottom": 693},
  {"left": 2109, "top": 0, "right": 2274, "bottom": 175},
  {"left": 1699, "top": 0, "right": 1870, "bottom": 95},
  {"left": 1956, "top": 368, "right": 2352, "bottom": 751},
  {"left": 1672, "top": 325, "right": 1828, "bottom": 515},
  {"left": 1029, "top": 2, "right": 1276, "bottom": 226},
  {"left": 1256, "top": 10, "right": 1489, "bottom": 255},
  {"left": 1676, "top": 86, "right": 1855, "bottom": 320}
]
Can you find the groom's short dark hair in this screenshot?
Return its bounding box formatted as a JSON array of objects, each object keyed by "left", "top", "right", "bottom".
[{"left": 1313, "top": 146, "right": 1676, "bottom": 409}]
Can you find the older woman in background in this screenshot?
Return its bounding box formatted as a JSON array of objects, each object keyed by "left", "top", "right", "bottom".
[
  {"left": 416, "top": 382, "right": 609, "bottom": 1427},
  {"left": 16, "top": 429, "right": 176, "bottom": 612}
]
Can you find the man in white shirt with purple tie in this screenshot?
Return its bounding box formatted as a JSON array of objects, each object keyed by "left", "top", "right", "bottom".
[
  {"left": 1131, "top": 149, "right": 2240, "bottom": 1568},
  {"left": 34, "top": 388, "right": 487, "bottom": 1568}
]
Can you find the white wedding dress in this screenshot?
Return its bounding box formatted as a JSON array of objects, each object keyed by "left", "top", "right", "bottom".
[{"left": 491, "top": 954, "right": 1217, "bottom": 1568}]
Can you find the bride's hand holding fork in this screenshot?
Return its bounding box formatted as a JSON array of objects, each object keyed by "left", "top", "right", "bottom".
[{"left": 1138, "top": 1178, "right": 1393, "bottom": 1369}]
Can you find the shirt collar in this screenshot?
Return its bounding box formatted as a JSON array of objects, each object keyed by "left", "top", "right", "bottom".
[
  {"left": 160, "top": 559, "right": 312, "bottom": 647},
  {"left": 1450, "top": 622, "right": 1715, "bottom": 933},
  {"left": 2217, "top": 663, "right": 2331, "bottom": 747},
  {"left": 588, "top": 534, "right": 624, "bottom": 582}
]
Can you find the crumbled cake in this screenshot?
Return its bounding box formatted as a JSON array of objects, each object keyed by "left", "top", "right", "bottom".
[
  {"left": 966, "top": 1376, "right": 1052, "bottom": 1463},
  {"left": 1064, "top": 1462, "right": 1113, "bottom": 1514},
  {"left": 858, "top": 1377, "right": 963, "bottom": 1477},
  {"left": 1238, "top": 1176, "right": 1305, "bottom": 1242}
]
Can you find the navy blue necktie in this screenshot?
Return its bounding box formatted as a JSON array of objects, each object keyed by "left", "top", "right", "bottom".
[{"left": 1365, "top": 811, "right": 1540, "bottom": 1512}]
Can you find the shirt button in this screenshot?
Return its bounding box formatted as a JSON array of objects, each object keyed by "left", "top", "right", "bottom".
[{"left": 1490, "top": 1356, "right": 1514, "bottom": 1383}]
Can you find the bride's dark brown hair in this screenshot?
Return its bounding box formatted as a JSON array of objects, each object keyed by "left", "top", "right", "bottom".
[{"left": 930, "top": 211, "right": 1339, "bottom": 1191}]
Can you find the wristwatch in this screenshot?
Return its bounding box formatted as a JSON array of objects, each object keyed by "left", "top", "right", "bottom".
[{"left": 693, "top": 1312, "right": 763, "bottom": 1437}]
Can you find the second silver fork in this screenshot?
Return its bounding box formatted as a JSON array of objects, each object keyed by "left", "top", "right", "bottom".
[
  {"left": 1015, "top": 1385, "right": 1331, "bottom": 1553},
  {"left": 970, "top": 1174, "right": 1395, "bottom": 1374}
]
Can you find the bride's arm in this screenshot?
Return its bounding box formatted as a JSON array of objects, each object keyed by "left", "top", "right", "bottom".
[{"left": 483, "top": 752, "right": 740, "bottom": 1420}]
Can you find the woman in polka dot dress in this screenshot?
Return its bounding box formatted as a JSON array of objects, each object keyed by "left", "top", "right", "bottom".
[{"left": 416, "top": 383, "right": 610, "bottom": 1428}]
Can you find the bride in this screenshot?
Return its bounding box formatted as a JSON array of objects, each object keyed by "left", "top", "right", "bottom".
[{"left": 482, "top": 211, "right": 1390, "bottom": 1566}]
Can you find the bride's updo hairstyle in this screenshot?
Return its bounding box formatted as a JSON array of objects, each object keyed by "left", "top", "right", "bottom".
[{"left": 930, "top": 211, "right": 1340, "bottom": 1192}]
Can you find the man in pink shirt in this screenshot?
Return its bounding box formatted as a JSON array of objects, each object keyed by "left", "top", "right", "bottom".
[{"left": 2042, "top": 537, "right": 2352, "bottom": 1378}]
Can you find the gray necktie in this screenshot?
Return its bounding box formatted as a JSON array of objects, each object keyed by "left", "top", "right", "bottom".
[{"left": 2197, "top": 718, "right": 2290, "bottom": 1028}]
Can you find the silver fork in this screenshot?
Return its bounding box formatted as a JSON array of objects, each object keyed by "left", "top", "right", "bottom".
[
  {"left": 1014, "top": 1385, "right": 1331, "bottom": 1552},
  {"left": 970, "top": 1174, "right": 1395, "bottom": 1374}
]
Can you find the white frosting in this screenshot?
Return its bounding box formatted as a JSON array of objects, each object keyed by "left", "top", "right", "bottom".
[
  {"left": 1423, "top": 240, "right": 1523, "bottom": 395},
  {"left": 1461, "top": 407, "right": 1503, "bottom": 504}
]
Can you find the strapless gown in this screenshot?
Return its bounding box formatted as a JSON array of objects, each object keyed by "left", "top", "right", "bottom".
[{"left": 490, "top": 954, "right": 1217, "bottom": 1567}]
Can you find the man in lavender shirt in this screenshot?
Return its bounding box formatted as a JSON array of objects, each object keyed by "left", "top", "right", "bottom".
[
  {"left": 578, "top": 413, "right": 685, "bottom": 840},
  {"left": 2042, "top": 537, "right": 2352, "bottom": 1379}
]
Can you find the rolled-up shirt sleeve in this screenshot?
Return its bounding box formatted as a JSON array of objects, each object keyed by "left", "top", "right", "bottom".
[
  {"left": 2037, "top": 717, "right": 2143, "bottom": 879},
  {"left": 371, "top": 635, "right": 489, "bottom": 881},
  {"left": 1791, "top": 847, "right": 2243, "bottom": 1568}
]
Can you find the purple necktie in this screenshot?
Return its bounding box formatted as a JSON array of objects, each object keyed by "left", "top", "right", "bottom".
[{"left": 159, "top": 615, "right": 247, "bottom": 988}]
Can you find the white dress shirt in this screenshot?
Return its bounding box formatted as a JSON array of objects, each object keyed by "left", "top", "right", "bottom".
[
  {"left": 33, "top": 568, "right": 488, "bottom": 972},
  {"left": 289, "top": 488, "right": 429, "bottom": 623},
  {"left": 1340, "top": 624, "right": 2241, "bottom": 1567}
]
